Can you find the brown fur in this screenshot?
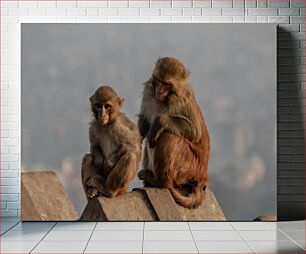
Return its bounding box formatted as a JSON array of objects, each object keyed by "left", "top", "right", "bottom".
[
  {"left": 138, "top": 57, "right": 210, "bottom": 209},
  {"left": 82, "top": 86, "right": 142, "bottom": 199}
]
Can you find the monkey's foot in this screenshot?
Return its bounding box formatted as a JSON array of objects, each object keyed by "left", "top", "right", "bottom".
[
  {"left": 87, "top": 187, "right": 99, "bottom": 199},
  {"left": 137, "top": 169, "right": 147, "bottom": 180},
  {"left": 138, "top": 169, "right": 159, "bottom": 187}
]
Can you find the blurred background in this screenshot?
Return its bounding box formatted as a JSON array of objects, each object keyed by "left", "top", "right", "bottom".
[{"left": 21, "top": 24, "right": 276, "bottom": 220}]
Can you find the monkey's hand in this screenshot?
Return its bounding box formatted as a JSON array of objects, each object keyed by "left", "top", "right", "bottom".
[
  {"left": 148, "top": 118, "right": 164, "bottom": 148},
  {"left": 87, "top": 187, "right": 99, "bottom": 199},
  {"left": 85, "top": 177, "right": 101, "bottom": 199}
]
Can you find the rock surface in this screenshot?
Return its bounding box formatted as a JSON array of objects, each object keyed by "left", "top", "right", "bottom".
[
  {"left": 80, "top": 188, "right": 225, "bottom": 221},
  {"left": 81, "top": 190, "right": 153, "bottom": 221},
  {"left": 21, "top": 171, "right": 78, "bottom": 221}
]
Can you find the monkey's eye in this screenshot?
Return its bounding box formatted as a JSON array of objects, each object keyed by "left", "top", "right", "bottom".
[
  {"left": 153, "top": 75, "right": 173, "bottom": 87},
  {"left": 167, "top": 81, "right": 173, "bottom": 87},
  {"left": 162, "top": 79, "right": 173, "bottom": 87},
  {"left": 95, "top": 104, "right": 102, "bottom": 109},
  {"left": 104, "top": 104, "right": 112, "bottom": 110}
]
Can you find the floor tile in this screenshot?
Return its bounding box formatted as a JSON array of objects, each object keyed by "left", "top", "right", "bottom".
[
  {"left": 0, "top": 241, "right": 37, "bottom": 253},
  {"left": 189, "top": 222, "right": 234, "bottom": 231},
  {"left": 42, "top": 230, "right": 92, "bottom": 242},
  {"left": 85, "top": 241, "right": 142, "bottom": 253},
  {"left": 143, "top": 241, "right": 198, "bottom": 253},
  {"left": 249, "top": 240, "right": 304, "bottom": 253},
  {"left": 282, "top": 230, "right": 305, "bottom": 241},
  {"left": 268, "top": 222, "right": 277, "bottom": 229},
  {"left": 276, "top": 221, "right": 305, "bottom": 231},
  {"left": 145, "top": 222, "right": 189, "bottom": 231},
  {"left": 144, "top": 230, "right": 193, "bottom": 241},
  {"left": 282, "top": 230, "right": 305, "bottom": 249},
  {"left": 95, "top": 222, "right": 144, "bottom": 231},
  {"left": 239, "top": 230, "right": 290, "bottom": 241},
  {"left": 196, "top": 241, "right": 253, "bottom": 253},
  {"left": 11, "top": 222, "right": 55, "bottom": 231},
  {"left": 32, "top": 241, "right": 87, "bottom": 253},
  {"left": 0, "top": 230, "right": 47, "bottom": 242},
  {"left": 90, "top": 230, "right": 143, "bottom": 241},
  {"left": 192, "top": 230, "right": 243, "bottom": 241},
  {"left": 295, "top": 240, "right": 305, "bottom": 250},
  {"left": 231, "top": 222, "right": 275, "bottom": 231},
  {"left": 1, "top": 222, "right": 20, "bottom": 234},
  {"left": 52, "top": 222, "right": 96, "bottom": 231}
]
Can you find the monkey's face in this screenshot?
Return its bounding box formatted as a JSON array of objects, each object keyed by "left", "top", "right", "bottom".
[
  {"left": 90, "top": 86, "right": 124, "bottom": 126},
  {"left": 152, "top": 75, "right": 173, "bottom": 102},
  {"left": 93, "top": 102, "right": 113, "bottom": 126}
]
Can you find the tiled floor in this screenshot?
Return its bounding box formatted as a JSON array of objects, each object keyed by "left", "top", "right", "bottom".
[{"left": 0, "top": 218, "right": 304, "bottom": 253}]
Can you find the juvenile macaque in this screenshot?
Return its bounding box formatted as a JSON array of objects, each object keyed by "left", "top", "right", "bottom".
[
  {"left": 138, "top": 57, "right": 210, "bottom": 209},
  {"left": 82, "top": 86, "right": 142, "bottom": 199}
]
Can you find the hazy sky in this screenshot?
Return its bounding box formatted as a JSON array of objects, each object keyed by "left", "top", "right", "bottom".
[{"left": 22, "top": 24, "right": 276, "bottom": 220}]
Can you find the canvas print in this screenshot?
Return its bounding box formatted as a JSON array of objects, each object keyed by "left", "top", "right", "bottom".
[{"left": 21, "top": 24, "right": 276, "bottom": 221}]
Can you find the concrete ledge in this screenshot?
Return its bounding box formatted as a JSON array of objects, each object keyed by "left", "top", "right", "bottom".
[
  {"left": 21, "top": 171, "right": 78, "bottom": 221},
  {"left": 80, "top": 188, "right": 225, "bottom": 221}
]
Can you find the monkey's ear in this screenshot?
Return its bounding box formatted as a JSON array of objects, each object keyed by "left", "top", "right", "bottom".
[
  {"left": 118, "top": 97, "right": 124, "bottom": 106},
  {"left": 89, "top": 95, "right": 94, "bottom": 103},
  {"left": 183, "top": 68, "right": 190, "bottom": 79}
]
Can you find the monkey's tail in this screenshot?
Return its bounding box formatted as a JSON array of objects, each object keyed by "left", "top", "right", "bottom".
[{"left": 169, "top": 185, "right": 205, "bottom": 209}]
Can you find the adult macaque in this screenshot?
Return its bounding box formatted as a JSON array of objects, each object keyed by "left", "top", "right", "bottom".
[
  {"left": 138, "top": 57, "right": 210, "bottom": 209},
  {"left": 82, "top": 86, "right": 142, "bottom": 199}
]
